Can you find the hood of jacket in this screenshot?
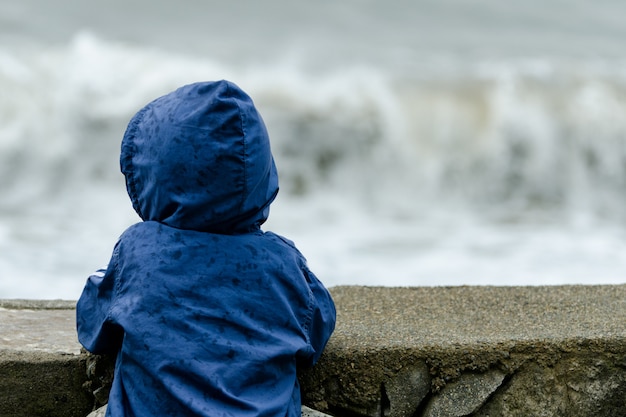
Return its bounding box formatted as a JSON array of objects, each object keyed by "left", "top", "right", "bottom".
[{"left": 120, "top": 80, "right": 279, "bottom": 234}]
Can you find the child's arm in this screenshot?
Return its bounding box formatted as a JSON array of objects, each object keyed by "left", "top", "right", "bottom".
[
  {"left": 302, "top": 268, "right": 337, "bottom": 366},
  {"left": 76, "top": 247, "right": 124, "bottom": 355}
]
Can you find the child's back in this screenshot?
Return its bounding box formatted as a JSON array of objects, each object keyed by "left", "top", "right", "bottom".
[{"left": 76, "top": 81, "right": 336, "bottom": 417}]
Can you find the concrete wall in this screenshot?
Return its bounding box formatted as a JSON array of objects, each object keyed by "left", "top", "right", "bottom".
[
  {"left": 0, "top": 300, "right": 90, "bottom": 417},
  {"left": 299, "top": 286, "right": 626, "bottom": 417},
  {"left": 2, "top": 285, "right": 626, "bottom": 417}
]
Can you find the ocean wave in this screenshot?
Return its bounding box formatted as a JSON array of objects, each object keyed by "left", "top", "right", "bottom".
[{"left": 2, "top": 32, "right": 626, "bottom": 219}]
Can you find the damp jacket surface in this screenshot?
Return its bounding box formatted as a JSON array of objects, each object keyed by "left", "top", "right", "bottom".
[{"left": 76, "top": 81, "right": 336, "bottom": 417}]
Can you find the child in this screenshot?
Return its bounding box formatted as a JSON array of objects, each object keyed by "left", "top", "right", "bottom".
[{"left": 76, "top": 80, "right": 336, "bottom": 417}]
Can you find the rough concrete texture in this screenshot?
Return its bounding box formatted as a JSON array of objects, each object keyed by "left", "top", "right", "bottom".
[
  {"left": 0, "top": 350, "right": 92, "bottom": 417},
  {"left": 0, "top": 301, "right": 93, "bottom": 417},
  {"left": 3, "top": 285, "right": 626, "bottom": 417},
  {"left": 0, "top": 305, "right": 80, "bottom": 355},
  {"left": 299, "top": 285, "right": 626, "bottom": 417}
]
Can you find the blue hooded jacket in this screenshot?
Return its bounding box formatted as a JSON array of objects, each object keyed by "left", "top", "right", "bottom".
[{"left": 76, "top": 81, "right": 336, "bottom": 417}]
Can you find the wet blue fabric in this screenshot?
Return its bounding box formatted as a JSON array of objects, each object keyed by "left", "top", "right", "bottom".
[{"left": 76, "top": 81, "right": 336, "bottom": 417}]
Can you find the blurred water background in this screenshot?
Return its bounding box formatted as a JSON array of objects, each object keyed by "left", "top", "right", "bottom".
[{"left": 2, "top": 0, "right": 626, "bottom": 299}]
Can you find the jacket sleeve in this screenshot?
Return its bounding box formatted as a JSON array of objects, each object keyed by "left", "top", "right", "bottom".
[
  {"left": 76, "top": 244, "right": 124, "bottom": 354},
  {"left": 302, "top": 267, "right": 336, "bottom": 366}
]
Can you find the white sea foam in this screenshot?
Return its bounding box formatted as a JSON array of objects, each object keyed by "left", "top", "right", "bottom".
[{"left": 2, "top": 32, "right": 626, "bottom": 298}]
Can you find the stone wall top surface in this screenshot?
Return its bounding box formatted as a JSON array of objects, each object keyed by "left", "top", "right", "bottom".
[
  {"left": 328, "top": 284, "right": 626, "bottom": 352},
  {"left": 0, "top": 303, "right": 79, "bottom": 355},
  {"left": 2, "top": 284, "right": 626, "bottom": 357}
]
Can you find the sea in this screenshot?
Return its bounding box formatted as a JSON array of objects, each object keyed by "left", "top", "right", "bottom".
[{"left": 2, "top": 0, "right": 626, "bottom": 299}]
